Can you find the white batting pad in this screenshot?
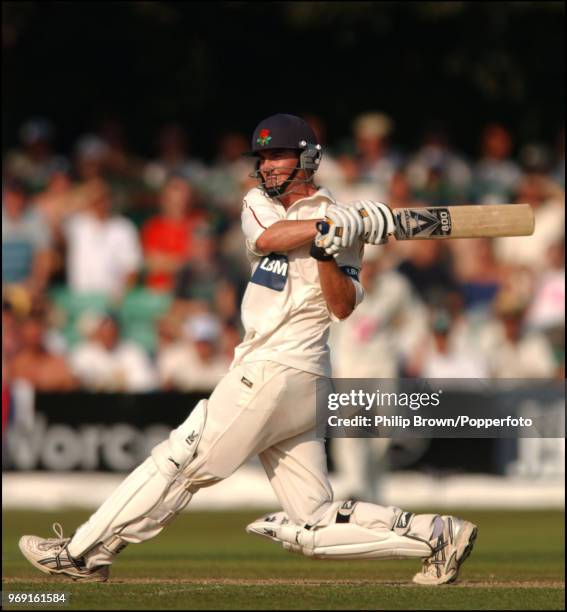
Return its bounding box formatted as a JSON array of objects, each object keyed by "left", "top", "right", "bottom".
[
  {"left": 246, "top": 501, "right": 433, "bottom": 561},
  {"left": 67, "top": 401, "right": 208, "bottom": 565}
]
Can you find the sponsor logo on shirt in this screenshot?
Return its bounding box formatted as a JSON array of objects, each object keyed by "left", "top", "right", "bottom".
[{"left": 250, "top": 253, "right": 289, "bottom": 291}]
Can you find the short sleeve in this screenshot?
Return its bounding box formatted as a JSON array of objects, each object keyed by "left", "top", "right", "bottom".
[{"left": 241, "top": 189, "right": 283, "bottom": 256}]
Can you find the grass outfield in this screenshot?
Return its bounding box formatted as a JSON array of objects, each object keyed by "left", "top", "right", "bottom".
[{"left": 2, "top": 509, "right": 564, "bottom": 610}]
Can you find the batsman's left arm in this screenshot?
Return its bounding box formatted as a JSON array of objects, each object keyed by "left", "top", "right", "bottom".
[
  {"left": 316, "top": 259, "right": 358, "bottom": 321},
  {"left": 311, "top": 216, "right": 365, "bottom": 320}
]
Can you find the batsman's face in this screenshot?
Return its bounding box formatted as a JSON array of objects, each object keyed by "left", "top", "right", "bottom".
[{"left": 257, "top": 149, "right": 301, "bottom": 188}]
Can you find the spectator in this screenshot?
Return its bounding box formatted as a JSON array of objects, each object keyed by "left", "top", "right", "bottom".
[
  {"left": 74, "top": 135, "right": 110, "bottom": 182},
  {"left": 2, "top": 179, "right": 53, "bottom": 299},
  {"left": 64, "top": 179, "right": 142, "bottom": 299},
  {"left": 330, "top": 245, "right": 428, "bottom": 379},
  {"left": 31, "top": 170, "right": 75, "bottom": 234},
  {"left": 173, "top": 222, "right": 240, "bottom": 323},
  {"left": 4, "top": 117, "right": 69, "bottom": 194},
  {"left": 526, "top": 240, "right": 565, "bottom": 333},
  {"left": 204, "top": 132, "right": 254, "bottom": 212},
  {"left": 405, "top": 122, "right": 472, "bottom": 205},
  {"left": 155, "top": 314, "right": 183, "bottom": 352},
  {"left": 396, "top": 240, "right": 460, "bottom": 307},
  {"left": 70, "top": 312, "right": 157, "bottom": 392},
  {"left": 31, "top": 170, "right": 90, "bottom": 285},
  {"left": 96, "top": 117, "right": 152, "bottom": 215},
  {"left": 478, "top": 290, "right": 557, "bottom": 378},
  {"left": 413, "top": 308, "right": 490, "bottom": 379},
  {"left": 143, "top": 123, "right": 208, "bottom": 192},
  {"left": 525, "top": 240, "right": 565, "bottom": 370},
  {"left": 450, "top": 238, "right": 507, "bottom": 313},
  {"left": 387, "top": 169, "right": 425, "bottom": 209},
  {"left": 519, "top": 142, "right": 553, "bottom": 175},
  {"left": 9, "top": 311, "right": 78, "bottom": 391},
  {"left": 472, "top": 123, "right": 522, "bottom": 203},
  {"left": 337, "top": 112, "right": 401, "bottom": 200},
  {"left": 96, "top": 117, "right": 143, "bottom": 181},
  {"left": 302, "top": 114, "right": 347, "bottom": 195},
  {"left": 157, "top": 312, "right": 230, "bottom": 391},
  {"left": 141, "top": 176, "right": 207, "bottom": 292},
  {"left": 493, "top": 172, "right": 565, "bottom": 271},
  {"left": 2, "top": 301, "right": 21, "bottom": 366}
]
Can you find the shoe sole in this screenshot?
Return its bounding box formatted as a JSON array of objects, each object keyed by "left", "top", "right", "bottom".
[{"left": 18, "top": 538, "right": 108, "bottom": 583}]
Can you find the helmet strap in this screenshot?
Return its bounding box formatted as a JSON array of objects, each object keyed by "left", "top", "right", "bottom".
[{"left": 263, "top": 166, "right": 300, "bottom": 198}]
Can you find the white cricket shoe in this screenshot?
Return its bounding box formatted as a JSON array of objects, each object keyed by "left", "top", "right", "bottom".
[
  {"left": 19, "top": 523, "right": 109, "bottom": 583},
  {"left": 412, "top": 515, "right": 477, "bottom": 585}
]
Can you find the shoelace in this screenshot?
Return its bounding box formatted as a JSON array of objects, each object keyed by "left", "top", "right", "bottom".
[
  {"left": 37, "top": 523, "right": 71, "bottom": 552},
  {"left": 421, "top": 534, "right": 448, "bottom": 578}
]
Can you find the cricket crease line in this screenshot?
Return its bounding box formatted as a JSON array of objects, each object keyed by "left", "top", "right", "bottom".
[{"left": 3, "top": 577, "right": 565, "bottom": 589}]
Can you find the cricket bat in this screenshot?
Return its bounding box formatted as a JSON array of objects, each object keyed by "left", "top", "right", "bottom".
[{"left": 317, "top": 204, "right": 535, "bottom": 240}]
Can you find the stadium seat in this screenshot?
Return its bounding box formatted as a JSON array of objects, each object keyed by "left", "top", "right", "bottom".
[
  {"left": 118, "top": 288, "right": 172, "bottom": 353},
  {"left": 49, "top": 288, "right": 111, "bottom": 348}
]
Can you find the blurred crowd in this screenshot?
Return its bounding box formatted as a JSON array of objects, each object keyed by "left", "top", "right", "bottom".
[{"left": 2, "top": 113, "right": 565, "bottom": 395}]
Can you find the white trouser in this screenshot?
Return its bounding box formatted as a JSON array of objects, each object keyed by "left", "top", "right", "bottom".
[
  {"left": 68, "top": 360, "right": 434, "bottom": 568},
  {"left": 70, "top": 361, "right": 335, "bottom": 566}
]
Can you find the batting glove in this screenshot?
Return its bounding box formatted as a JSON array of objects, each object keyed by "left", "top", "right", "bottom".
[
  {"left": 348, "top": 200, "right": 395, "bottom": 245},
  {"left": 315, "top": 204, "right": 364, "bottom": 256}
]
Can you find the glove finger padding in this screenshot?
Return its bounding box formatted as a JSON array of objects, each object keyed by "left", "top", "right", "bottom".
[
  {"left": 326, "top": 243, "right": 341, "bottom": 256},
  {"left": 344, "top": 207, "right": 364, "bottom": 242},
  {"left": 327, "top": 205, "right": 365, "bottom": 250},
  {"left": 366, "top": 200, "right": 386, "bottom": 244},
  {"left": 351, "top": 201, "right": 378, "bottom": 243},
  {"left": 330, "top": 207, "right": 354, "bottom": 249},
  {"left": 356, "top": 200, "right": 395, "bottom": 245}
]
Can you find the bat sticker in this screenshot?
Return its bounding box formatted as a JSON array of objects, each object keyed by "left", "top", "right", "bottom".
[{"left": 395, "top": 208, "right": 452, "bottom": 239}]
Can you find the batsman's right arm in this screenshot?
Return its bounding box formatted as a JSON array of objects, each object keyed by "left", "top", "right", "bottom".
[
  {"left": 242, "top": 199, "right": 322, "bottom": 254},
  {"left": 255, "top": 220, "right": 321, "bottom": 253}
]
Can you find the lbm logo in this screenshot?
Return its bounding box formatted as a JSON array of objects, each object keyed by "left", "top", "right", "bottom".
[
  {"left": 250, "top": 253, "right": 289, "bottom": 291},
  {"left": 259, "top": 256, "right": 288, "bottom": 276}
]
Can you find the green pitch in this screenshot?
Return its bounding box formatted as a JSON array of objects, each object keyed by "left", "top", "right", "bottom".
[{"left": 3, "top": 509, "right": 564, "bottom": 610}]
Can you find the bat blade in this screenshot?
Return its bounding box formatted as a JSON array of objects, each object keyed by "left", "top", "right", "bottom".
[{"left": 393, "top": 204, "right": 534, "bottom": 240}]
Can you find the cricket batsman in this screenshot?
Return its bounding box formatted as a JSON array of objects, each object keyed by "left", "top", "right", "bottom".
[{"left": 19, "top": 114, "right": 477, "bottom": 585}]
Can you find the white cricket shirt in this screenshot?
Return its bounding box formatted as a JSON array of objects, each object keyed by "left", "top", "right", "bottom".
[{"left": 231, "top": 187, "right": 364, "bottom": 377}]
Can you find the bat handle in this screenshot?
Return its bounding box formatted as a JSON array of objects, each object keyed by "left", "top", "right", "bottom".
[{"left": 316, "top": 221, "right": 330, "bottom": 235}]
